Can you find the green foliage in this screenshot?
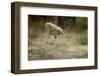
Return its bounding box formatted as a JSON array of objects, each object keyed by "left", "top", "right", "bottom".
[
  {"left": 76, "top": 17, "right": 88, "bottom": 31},
  {"left": 28, "top": 27, "right": 40, "bottom": 38},
  {"left": 76, "top": 33, "right": 87, "bottom": 45}
]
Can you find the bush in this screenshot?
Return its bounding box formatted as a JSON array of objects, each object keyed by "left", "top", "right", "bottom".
[
  {"left": 28, "top": 27, "right": 42, "bottom": 39},
  {"left": 76, "top": 34, "right": 87, "bottom": 45},
  {"left": 76, "top": 17, "right": 88, "bottom": 32}
]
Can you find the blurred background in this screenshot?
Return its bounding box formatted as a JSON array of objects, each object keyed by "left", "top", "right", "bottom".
[{"left": 28, "top": 15, "right": 88, "bottom": 60}]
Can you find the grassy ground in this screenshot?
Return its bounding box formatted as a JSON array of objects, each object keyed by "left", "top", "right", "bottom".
[{"left": 28, "top": 30, "right": 88, "bottom": 60}]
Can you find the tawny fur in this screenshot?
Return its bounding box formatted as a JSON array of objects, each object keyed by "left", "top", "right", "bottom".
[{"left": 45, "top": 22, "right": 64, "bottom": 42}]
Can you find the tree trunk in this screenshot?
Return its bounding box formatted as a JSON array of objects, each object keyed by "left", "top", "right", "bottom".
[{"left": 58, "top": 17, "right": 76, "bottom": 29}]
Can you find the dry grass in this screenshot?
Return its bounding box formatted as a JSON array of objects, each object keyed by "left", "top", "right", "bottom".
[{"left": 28, "top": 30, "right": 88, "bottom": 60}]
